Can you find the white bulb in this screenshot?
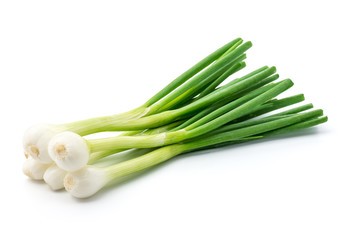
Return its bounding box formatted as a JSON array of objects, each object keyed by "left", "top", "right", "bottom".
[
  {"left": 22, "top": 157, "right": 51, "bottom": 180},
  {"left": 64, "top": 166, "right": 108, "bottom": 198},
  {"left": 48, "top": 131, "right": 90, "bottom": 172},
  {"left": 43, "top": 164, "right": 67, "bottom": 190},
  {"left": 23, "top": 124, "right": 64, "bottom": 164}
]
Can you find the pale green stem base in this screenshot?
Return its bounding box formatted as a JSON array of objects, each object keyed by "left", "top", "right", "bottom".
[
  {"left": 104, "top": 144, "right": 186, "bottom": 180},
  {"left": 60, "top": 106, "right": 149, "bottom": 136},
  {"left": 88, "top": 130, "right": 187, "bottom": 152}
]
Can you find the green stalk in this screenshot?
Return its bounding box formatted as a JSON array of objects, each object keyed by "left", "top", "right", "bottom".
[
  {"left": 184, "top": 66, "right": 271, "bottom": 111},
  {"left": 261, "top": 116, "right": 328, "bottom": 137},
  {"left": 198, "top": 66, "right": 270, "bottom": 99},
  {"left": 216, "top": 39, "right": 244, "bottom": 61},
  {"left": 144, "top": 38, "right": 243, "bottom": 107},
  {"left": 193, "top": 116, "right": 327, "bottom": 151},
  {"left": 233, "top": 66, "right": 269, "bottom": 83},
  {"left": 148, "top": 41, "right": 253, "bottom": 114},
  {"left": 232, "top": 95, "right": 308, "bottom": 123},
  {"left": 184, "top": 83, "right": 278, "bottom": 131},
  {"left": 184, "top": 79, "right": 294, "bottom": 138},
  {"left": 198, "top": 73, "right": 280, "bottom": 121},
  {"left": 243, "top": 94, "right": 304, "bottom": 118},
  {"left": 182, "top": 109, "right": 323, "bottom": 150},
  {"left": 202, "top": 102, "right": 312, "bottom": 137},
  {"left": 268, "top": 103, "right": 314, "bottom": 117},
  {"left": 176, "top": 67, "right": 277, "bottom": 117},
  {"left": 158, "top": 55, "right": 247, "bottom": 112},
  {"left": 233, "top": 74, "right": 280, "bottom": 98},
  {"left": 168, "top": 61, "right": 247, "bottom": 111},
  {"left": 196, "top": 61, "right": 246, "bottom": 99},
  {"left": 172, "top": 69, "right": 277, "bottom": 131}
]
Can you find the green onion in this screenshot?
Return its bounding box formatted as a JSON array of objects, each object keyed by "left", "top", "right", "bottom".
[{"left": 22, "top": 38, "right": 328, "bottom": 200}]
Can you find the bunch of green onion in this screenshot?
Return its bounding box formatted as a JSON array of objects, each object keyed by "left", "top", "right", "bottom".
[{"left": 22, "top": 38, "right": 327, "bottom": 198}]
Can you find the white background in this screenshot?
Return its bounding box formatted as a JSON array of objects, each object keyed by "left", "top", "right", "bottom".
[{"left": 0, "top": 0, "right": 342, "bottom": 239}]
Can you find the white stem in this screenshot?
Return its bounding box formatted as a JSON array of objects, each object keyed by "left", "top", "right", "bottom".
[
  {"left": 64, "top": 166, "right": 108, "bottom": 198},
  {"left": 43, "top": 164, "right": 67, "bottom": 190},
  {"left": 23, "top": 157, "right": 52, "bottom": 180},
  {"left": 48, "top": 131, "right": 90, "bottom": 171}
]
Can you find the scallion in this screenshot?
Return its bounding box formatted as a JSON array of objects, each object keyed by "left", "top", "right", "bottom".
[{"left": 21, "top": 38, "right": 328, "bottom": 200}]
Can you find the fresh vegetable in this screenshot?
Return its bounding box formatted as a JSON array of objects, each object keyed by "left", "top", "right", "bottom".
[{"left": 21, "top": 38, "right": 327, "bottom": 199}]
